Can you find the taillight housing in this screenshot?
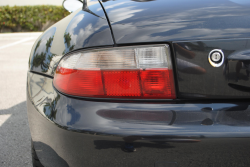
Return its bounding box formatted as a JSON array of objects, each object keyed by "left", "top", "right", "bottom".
[{"left": 53, "top": 45, "right": 176, "bottom": 99}]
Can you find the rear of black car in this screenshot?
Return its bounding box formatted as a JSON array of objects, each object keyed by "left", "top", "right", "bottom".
[{"left": 27, "top": 0, "right": 250, "bottom": 166}]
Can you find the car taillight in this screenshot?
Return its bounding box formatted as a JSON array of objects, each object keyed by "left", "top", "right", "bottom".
[{"left": 53, "top": 45, "right": 176, "bottom": 99}]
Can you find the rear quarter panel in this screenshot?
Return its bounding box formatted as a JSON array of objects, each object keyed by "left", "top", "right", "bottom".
[{"left": 29, "top": 1, "right": 113, "bottom": 76}]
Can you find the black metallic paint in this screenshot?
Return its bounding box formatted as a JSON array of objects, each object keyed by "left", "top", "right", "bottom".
[
  {"left": 29, "top": 0, "right": 113, "bottom": 76},
  {"left": 27, "top": 0, "right": 250, "bottom": 166},
  {"left": 27, "top": 72, "right": 250, "bottom": 167},
  {"left": 174, "top": 39, "right": 250, "bottom": 98},
  {"left": 63, "top": 3, "right": 113, "bottom": 53},
  {"left": 226, "top": 49, "right": 250, "bottom": 88},
  {"left": 30, "top": 27, "right": 57, "bottom": 74},
  {"left": 102, "top": 0, "right": 250, "bottom": 44}
]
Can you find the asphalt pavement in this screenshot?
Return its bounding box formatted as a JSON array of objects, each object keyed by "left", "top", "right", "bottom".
[{"left": 0, "top": 32, "right": 42, "bottom": 167}]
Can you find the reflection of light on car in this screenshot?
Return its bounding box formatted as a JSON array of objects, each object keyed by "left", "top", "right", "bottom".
[
  {"left": 229, "top": 0, "right": 250, "bottom": 6},
  {"left": 177, "top": 59, "right": 206, "bottom": 74},
  {"left": 96, "top": 109, "right": 173, "bottom": 125},
  {"left": 27, "top": 0, "right": 250, "bottom": 166}
]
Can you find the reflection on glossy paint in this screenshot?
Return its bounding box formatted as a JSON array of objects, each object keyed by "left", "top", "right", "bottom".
[
  {"left": 174, "top": 43, "right": 206, "bottom": 74},
  {"left": 63, "top": 32, "right": 75, "bottom": 54},
  {"left": 66, "top": 105, "right": 81, "bottom": 126},
  {"left": 227, "top": 58, "right": 250, "bottom": 83},
  {"left": 225, "top": 49, "right": 250, "bottom": 90},
  {"left": 236, "top": 60, "right": 250, "bottom": 82},
  {"left": 176, "top": 59, "right": 206, "bottom": 75},
  {"left": 43, "top": 94, "right": 61, "bottom": 121},
  {"left": 30, "top": 27, "right": 57, "bottom": 73},
  {"left": 174, "top": 43, "right": 196, "bottom": 59},
  {"left": 27, "top": 72, "right": 250, "bottom": 138},
  {"left": 27, "top": 73, "right": 250, "bottom": 166},
  {"left": 96, "top": 109, "right": 173, "bottom": 125},
  {"left": 102, "top": 0, "right": 250, "bottom": 43},
  {"left": 104, "top": 2, "right": 144, "bottom": 23},
  {"left": 30, "top": 0, "right": 113, "bottom": 76},
  {"left": 63, "top": 3, "right": 113, "bottom": 53},
  {"left": 175, "top": 39, "right": 250, "bottom": 98},
  {"left": 27, "top": 73, "right": 80, "bottom": 127},
  {"left": 230, "top": 0, "right": 250, "bottom": 6}
]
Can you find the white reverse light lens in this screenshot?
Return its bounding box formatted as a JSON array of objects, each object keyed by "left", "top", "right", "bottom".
[
  {"left": 59, "top": 45, "right": 171, "bottom": 70},
  {"left": 75, "top": 49, "right": 136, "bottom": 69},
  {"left": 136, "top": 46, "right": 169, "bottom": 68},
  {"left": 60, "top": 53, "right": 81, "bottom": 69}
]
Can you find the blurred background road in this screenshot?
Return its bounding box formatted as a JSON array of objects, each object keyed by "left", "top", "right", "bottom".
[{"left": 0, "top": 32, "right": 42, "bottom": 167}]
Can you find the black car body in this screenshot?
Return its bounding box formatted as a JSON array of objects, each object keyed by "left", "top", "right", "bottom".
[{"left": 27, "top": 0, "right": 250, "bottom": 166}]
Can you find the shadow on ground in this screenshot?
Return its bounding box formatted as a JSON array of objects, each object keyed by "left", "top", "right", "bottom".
[
  {"left": 33, "top": 141, "right": 69, "bottom": 167},
  {"left": 0, "top": 101, "right": 32, "bottom": 167}
]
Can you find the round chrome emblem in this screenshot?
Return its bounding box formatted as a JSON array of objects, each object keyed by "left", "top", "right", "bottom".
[{"left": 208, "top": 49, "right": 224, "bottom": 67}]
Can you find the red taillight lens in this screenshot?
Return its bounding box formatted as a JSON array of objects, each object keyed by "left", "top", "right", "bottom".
[
  {"left": 53, "top": 45, "right": 176, "bottom": 99},
  {"left": 102, "top": 70, "right": 141, "bottom": 97},
  {"left": 55, "top": 68, "right": 77, "bottom": 92},
  {"left": 140, "top": 69, "right": 175, "bottom": 99},
  {"left": 55, "top": 68, "right": 104, "bottom": 97}
]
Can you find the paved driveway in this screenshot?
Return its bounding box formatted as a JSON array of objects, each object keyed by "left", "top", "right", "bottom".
[{"left": 0, "top": 32, "right": 42, "bottom": 167}]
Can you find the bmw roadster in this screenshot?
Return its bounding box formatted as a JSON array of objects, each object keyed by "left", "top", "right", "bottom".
[{"left": 27, "top": 0, "right": 250, "bottom": 166}]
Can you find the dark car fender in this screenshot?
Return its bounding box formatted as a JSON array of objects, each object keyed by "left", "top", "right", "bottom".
[
  {"left": 26, "top": 1, "right": 250, "bottom": 166},
  {"left": 28, "top": 1, "right": 114, "bottom": 77}
]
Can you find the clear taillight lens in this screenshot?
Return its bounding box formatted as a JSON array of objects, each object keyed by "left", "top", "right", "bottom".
[{"left": 53, "top": 45, "right": 176, "bottom": 99}]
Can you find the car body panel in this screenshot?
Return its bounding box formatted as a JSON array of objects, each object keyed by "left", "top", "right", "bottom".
[
  {"left": 29, "top": 1, "right": 114, "bottom": 76},
  {"left": 30, "top": 27, "right": 57, "bottom": 74},
  {"left": 101, "top": 0, "right": 250, "bottom": 44},
  {"left": 27, "top": 0, "right": 250, "bottom": 166},
  {"left": 174, "top": 39, "right": 250, "bottom": 99},
  {"left": 27, "top": 72, "right": 250, "bottom": 167}
]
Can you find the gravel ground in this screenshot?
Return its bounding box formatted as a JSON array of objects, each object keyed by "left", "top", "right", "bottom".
[{"left": 0, "top": 32, "right": 42, "bottom": 167}]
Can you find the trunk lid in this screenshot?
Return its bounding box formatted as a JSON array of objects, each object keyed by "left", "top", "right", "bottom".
[
  {"left": 102, "top": 0, "right": 250, "bottom": 43},
  {"left": 101, "top": 0, "right": 250, "bottom": 98},
  {"left": 174, "top": 39, "right": 250, "bottom": 99}
]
